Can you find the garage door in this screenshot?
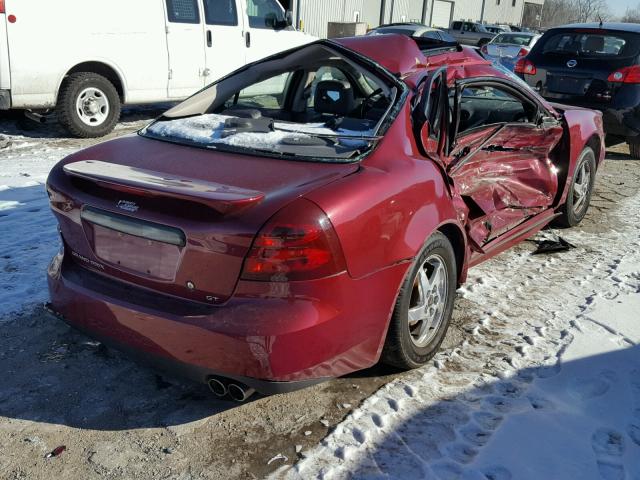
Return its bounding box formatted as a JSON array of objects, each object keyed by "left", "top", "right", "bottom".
[{"left": 431, "top": 0, "right": 453, "bottom": 29}]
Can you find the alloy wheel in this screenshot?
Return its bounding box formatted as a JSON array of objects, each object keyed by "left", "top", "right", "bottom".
[
  {"left": 408, "top": 254, "right": 448, "bottom": 348},
  {"left": 573, "top": 160, "right": 592, "bottom": 215}
]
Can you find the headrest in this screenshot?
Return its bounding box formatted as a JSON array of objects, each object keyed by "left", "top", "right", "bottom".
[
  {"left": 314, "top": 80, "right": 355, "bottom": 116},
  {"left": 584, "top": 35, "right": 604, "bottom": 52}
]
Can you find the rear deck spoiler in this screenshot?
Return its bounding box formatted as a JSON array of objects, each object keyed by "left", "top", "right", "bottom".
[{"left": 63, "top": 160, "right": 265, "bottom": 215}]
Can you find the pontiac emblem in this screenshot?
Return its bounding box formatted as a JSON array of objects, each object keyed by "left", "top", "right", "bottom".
[{"left": 117, "top": 200, "right": 139, "bottom": 212}]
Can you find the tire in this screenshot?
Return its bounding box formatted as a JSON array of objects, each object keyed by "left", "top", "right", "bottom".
[
  {"left": 628, "top": 139, "right": 640, "bottom": 159},
  {"left": 382, "top": 232, "right": 457, "bottom": 370},
  {"left": 57, "top": 72, "right": 121, "bottom": 138},
  {"left": 556, "top": 146, "right": 596, "bottom": 228}
]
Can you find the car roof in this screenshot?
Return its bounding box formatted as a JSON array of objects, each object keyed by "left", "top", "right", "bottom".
[
  {"left": 496, "top": 31, "right": 537, "bottom": 37},
  {"left": 552, "top": 22, "right": 640, "bottom": 33},
  {"left": 334, "top": 34, "right": 499, "bottom": 78},
  {"left": 372, "top": 23, "right": 441, "bottom": 32}
]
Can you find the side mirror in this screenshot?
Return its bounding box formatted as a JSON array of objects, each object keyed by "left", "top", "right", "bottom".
[
  {"left": 266, "top": 11, "right": 293, "bottom": 30},
  {"left": 538, "top": 114, "right": 558, "bottom": 129},
  {"left": 264, "top": 13, "right": 276, "bottom": 28}
]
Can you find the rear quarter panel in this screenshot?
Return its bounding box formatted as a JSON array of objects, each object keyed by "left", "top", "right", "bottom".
[
  {"left": 306, "top": 105, "right": 466, "bottom": 281},
  {"left": 554, "top": 105, "right": 605, "bottom": 205},
  {"left": 5, "top": 0, "right": 168, "bottom": 108}
]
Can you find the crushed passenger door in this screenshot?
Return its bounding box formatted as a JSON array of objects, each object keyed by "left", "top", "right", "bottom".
[{"left": 445, "top": 80, "right": 563, "bottom": 248}]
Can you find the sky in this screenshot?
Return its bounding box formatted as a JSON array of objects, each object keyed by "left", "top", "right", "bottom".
[{"left": 609, "top": 0, "right": 639, "bottom": 16}]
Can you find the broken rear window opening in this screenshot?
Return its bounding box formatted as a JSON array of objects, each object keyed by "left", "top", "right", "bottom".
[{"left": 141, "top": 42, "right": 402, "bottom": 162}]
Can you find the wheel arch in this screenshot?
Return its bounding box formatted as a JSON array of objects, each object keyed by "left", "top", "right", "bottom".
[
  {"left": 585, "top": 133, "right": 602, "bottom": 168},
  {"left": 56, "top": 61, "right": 126, "bottom": 104},
  {"left": 437, "top": 221, "right": 468, "bottom": 286}
]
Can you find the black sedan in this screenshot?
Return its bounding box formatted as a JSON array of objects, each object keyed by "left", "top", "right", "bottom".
[{"left": 516, "top": 22, "right": 640, "bottom": 155}]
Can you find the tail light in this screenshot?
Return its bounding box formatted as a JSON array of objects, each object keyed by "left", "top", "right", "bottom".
[
  {"left": 517, "top": 48, "right": 529, "bottom": 57},
  {"left": 515, "top": 58, "right": 536, "bottom": 75},
  {"left": 0, "top": 0, "right": 5, "bottom": 14},
  {"left": 481, "top": 45, "right": 488, "bottom": 55},
  {"left": 608, "top": 65, "right": 640, "bottom": 84},
  {"left": 241, "top": 199, "right": 347, "bottom": 282}
]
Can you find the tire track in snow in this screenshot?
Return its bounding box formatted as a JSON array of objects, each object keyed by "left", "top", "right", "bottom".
[{"left": 277, "top": 191, "right": 640, "bottom": 480}]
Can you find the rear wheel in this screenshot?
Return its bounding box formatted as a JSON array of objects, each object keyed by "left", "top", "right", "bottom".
[
  {"left": 57, "top": 72, "right": 121, "bottom": 138},
  {"left": 382, "top": 232, "right": 457, "bottom": 370},
  {"left": 628, "top": 138, "right": 640, "bottom": 159},
  {"left": 556, "top": 146, "right": 596, "bottom": 227}
]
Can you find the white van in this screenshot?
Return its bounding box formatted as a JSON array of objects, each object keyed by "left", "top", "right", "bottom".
[{"left": 0, "top": 0, "right": 313, "bottom": 137}]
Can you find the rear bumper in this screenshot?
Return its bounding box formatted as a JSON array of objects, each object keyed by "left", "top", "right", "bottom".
[
  {"left": 523, "top": 77, "right": 640, "bottom": 138},
  {"left": 0, "top": 89, "right": 10, "bottom": 110},
  {"left": 47, "top": 252, "right": 407, "bottom": 394}
]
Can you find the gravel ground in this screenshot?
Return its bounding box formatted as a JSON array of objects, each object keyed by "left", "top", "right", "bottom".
[{"left": 0, "top": 112, "right": 638, "bottom": 479}]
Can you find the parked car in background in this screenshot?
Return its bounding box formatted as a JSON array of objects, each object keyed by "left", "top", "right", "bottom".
[
  {"left": 485, "top": 25, "right": 508, "bottom": 35},
  {"left": 367, "top": 23, "right": 456, "bottom": 42},
  {"left": 516, "top": 23, "right": 640, "bottom": 155},
  {"left": 46, "top": 34, "right": 604, "bottom": 400},
  {"left": 446, "top": 21, "right": 495, "bottom": 47},
  {"left": 0, "top": 0, "right": 312, "bottom": 138},
  {"left": 481, "top": 32, "right": 541, "bottom": 71}
]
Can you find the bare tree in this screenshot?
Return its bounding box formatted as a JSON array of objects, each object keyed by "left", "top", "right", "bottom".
[
  {"left": 540, "top": 0, "right": 612, "bottom": 28},
  {"left": 621, "top": 4, "right": 640, "bottom": 23},
  {"left": 540, "top": 0, "right": 574, "bottom": 28},
  {"left": 572, "top": 0, "right": 610, "bottom": 23}
]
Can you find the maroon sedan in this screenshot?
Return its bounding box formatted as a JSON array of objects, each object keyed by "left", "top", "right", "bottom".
[{"left": 46, "top": 35, "right": 604, "bottom": 401}]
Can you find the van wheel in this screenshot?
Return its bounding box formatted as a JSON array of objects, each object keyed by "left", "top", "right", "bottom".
[
  {"left": 57, "top": 72, "right": 121, "bottom": 138},
  {"left": 628, "top": 139, "right": 640, "bottom": 159},
  {"left": 555, "top": 146, "right": 596, "bottom": 228},
  {"left": 382, "top": 232, "right": 457, "bottom": 370}
]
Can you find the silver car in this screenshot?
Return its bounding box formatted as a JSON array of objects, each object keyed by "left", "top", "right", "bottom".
[{"left": 481, "top": 32, "right": 542, "bottom": 71}]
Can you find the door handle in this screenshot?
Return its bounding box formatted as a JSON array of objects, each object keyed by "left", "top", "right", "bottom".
[
  {"left": 206, "top": 30, "right": 212, "bottom": 47},
  {"left": 245, "top": 31, "right": 251, "bottom": 48}
]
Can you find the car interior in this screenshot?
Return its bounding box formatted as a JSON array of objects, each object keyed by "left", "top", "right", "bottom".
[
  {"left": 455, "top": 85, "right": 537, "bottom": 135},
  {"left": 147, "top": 44, "right": 397, "bottom": 159}
]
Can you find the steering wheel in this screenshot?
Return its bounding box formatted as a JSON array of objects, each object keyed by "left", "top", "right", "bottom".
[{"left": 360, "top": 88, "right": 386, "bottom": 117}]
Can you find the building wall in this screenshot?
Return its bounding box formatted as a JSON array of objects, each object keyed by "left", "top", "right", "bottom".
[
  {"left": 295, "top": 0, "right": 383, "bottom": 38},
  {"left": 383, "top": 0, "right": 426, "bottom": 23},
  {"left": 482, "top": 0, "right": 525, "bottom": 26},
  {"left": 450, "top": 0, "right": 483, "bottom": 23},
  {"left": 292, "top": 0, "right": 544, "bottom": 38}
]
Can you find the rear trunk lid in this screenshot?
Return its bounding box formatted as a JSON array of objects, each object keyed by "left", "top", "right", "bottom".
[
  {"left": 47, "top": 135, "right": 359, "bottom": 304},
  {"left": 528, "top": 28, "right": 640, "bottom": 104},
  {"left": 487, "top": 43, "right": 525, "bottom": 59}
]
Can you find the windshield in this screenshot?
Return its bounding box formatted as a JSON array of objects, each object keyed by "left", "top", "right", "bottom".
[
  {"left": 493, "top": 33, "right": 535, "bottom": 46},
  {"left": 540, "top": 30, "right": 640, "bottom": 58},
  {"left": 142, "top": 43, "right": 399, "bottom": 162},
  {"left": 369, "top": 26, "right": 419, "bottom": 36}
]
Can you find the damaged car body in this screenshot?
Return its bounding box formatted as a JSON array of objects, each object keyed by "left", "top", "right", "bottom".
[{"left": 46, "top": 34, "right": 605, "bottom": 400}]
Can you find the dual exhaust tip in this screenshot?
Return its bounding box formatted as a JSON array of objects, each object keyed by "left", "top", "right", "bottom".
[{"left": 208, "top": 377, "right": 255, "bottom": 402}]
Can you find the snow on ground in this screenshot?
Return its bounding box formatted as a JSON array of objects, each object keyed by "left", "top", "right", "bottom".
[
  {"left": 280, "top": 192, "right": 640, "bottom": 479},
  {"left": 0, "top": 112, "right": 157, "bottom": 317},
  {"left": 0, "top": 140, "right": 72, "bottom": 317}
]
